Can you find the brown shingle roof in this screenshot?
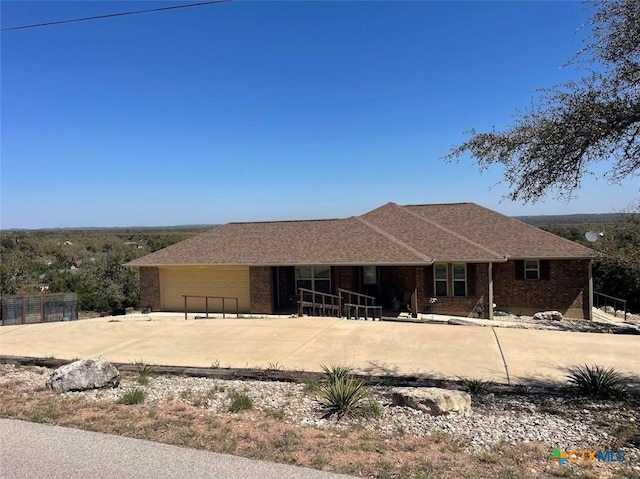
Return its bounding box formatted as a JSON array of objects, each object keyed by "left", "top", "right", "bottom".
[
  {"left": 127, "top": 202, "right": 598, "bottom": 267},
  {"left": 403, "top": 203, "right": 598, "bottom": 259},
  {"left": 361, "top": 203, "right": 505, "bottom": 262},
  {"left": 128, "top": 216, "right": 433, "bottom": 267}
]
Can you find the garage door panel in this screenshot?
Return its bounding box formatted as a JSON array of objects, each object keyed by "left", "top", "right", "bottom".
[{"left": 160, "top": 266, "right": 250, "bottom": 312}]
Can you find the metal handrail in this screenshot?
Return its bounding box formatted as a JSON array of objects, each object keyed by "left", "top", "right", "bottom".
[
  {"left": 594, "top": 291, "right": 627, "bottom": 321},
  {"left": 182, "top": 295, "right": 239, "bottom": 320}
]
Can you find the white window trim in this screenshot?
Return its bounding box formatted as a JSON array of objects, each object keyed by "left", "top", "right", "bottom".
[
  {"left": 452, "top": 263, "right": 467, "bottom": 297},
  {"left": 434, "top": 263, "right": 448, "bottom": 297},
  {"left": 524, "top": 260, "right": 540, "bottom": 281}
]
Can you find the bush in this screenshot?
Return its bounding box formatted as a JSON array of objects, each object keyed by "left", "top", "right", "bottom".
[
  {"left": 134, "top": 360, "right": 156, "bottom": 385},
  {"left": 362, "top": 397, "right": 383, "bottom": 417},
  {"left": 228, "top": 391, "right": 253, "bottom": 412},
  {"left": 119, "top": 388, "right": 146, "bottom": 405},
  {"left": 458, "top": 377, "right": 495, "bottom": 395},
  {"left": 567, "top": 364, "right": 628, "bottom": 399}
]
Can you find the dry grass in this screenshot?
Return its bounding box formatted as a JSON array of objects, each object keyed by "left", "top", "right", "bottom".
[{"left": 0, "top": 376, "right": 637, "bottom": 479}]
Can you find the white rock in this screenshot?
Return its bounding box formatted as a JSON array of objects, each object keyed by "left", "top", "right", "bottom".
[
  {"left": 391, "top": 387, "right": 471, "bottom": 415},
  {"left": 533, "top": 310, "right": 564, "bottom": 321},
  {"left": 46, "top": 359, "right": 120, "bottom": 392}
]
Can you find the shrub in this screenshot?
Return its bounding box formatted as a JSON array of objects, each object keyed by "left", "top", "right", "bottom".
[
  {"left": 362, "top": 397, "right": 383, "bottom": 417},
  {"left": 228, "top": 391, "right": 253, "bottom": 412},
  {"left": 134, "top": 360, "right": 156, "bottom": 385},
  {"left": 567, "top": 364, "right": 628, "bottom": 399},
  {"left": 318, "top": 372, "right": 369, "bottom": 419},
  {"left": 119, "top": 388, "right": 146, "bottom": 405},
  {"left": 458, "top": 377, "right": 495, "bottom": 395}
]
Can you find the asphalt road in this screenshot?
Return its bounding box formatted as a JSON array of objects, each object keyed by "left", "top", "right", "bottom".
[{"left": 0, "top": 419, "right": 355, "bottom": 479}]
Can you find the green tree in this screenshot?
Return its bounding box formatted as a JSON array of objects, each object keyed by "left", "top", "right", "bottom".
[
  {"left": 594, "top": 208, "right": 640, "bottom": 311},
  {"left": 445, "top": 0, "right": 639, "bottom": 202},
  {"left": 76, "top": 249, "right": 140, "bottom": 311}
]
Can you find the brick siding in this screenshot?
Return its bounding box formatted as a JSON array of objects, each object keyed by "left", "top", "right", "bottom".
[
  {"left": 335, "top": 266, "right": 359, "bottom": 292},
  {"left": 420, "top": 263, "right": 489, "bottom": 318},
  {"left": 139, "top": 267, "right": 160, "bottom": 311},
  {"left": 249, "top": 266, "right": 273, "bottom": 314},
  {"left": 493, "top": 259, "right": 590, "bottom": 319}
]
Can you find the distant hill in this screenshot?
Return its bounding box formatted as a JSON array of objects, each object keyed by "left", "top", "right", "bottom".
[
  {"left": 513, "top": 213, "right": 628, "bottom": 227},
  {"left": 0, "top": 225, "right": 220, "bottom": 233}
]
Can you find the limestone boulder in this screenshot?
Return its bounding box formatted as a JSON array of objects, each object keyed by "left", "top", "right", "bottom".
[
  {"left": 533, "top": 310, "right": 564, "bottom": 321},
  {"left": 391, "top": 387, "right": 471, "bottom": 415},
  {"left": 46, "top": 359, "right": 120, "bottom": 392}
]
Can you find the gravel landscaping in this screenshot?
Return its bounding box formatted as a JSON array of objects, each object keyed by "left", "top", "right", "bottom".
[{"left": 2, "top": 362, "right": 638, "bottom": 468}]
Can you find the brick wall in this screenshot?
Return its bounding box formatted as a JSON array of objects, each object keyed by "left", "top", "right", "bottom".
[
  {"left": 249, "top": 266, "right": 273, "bottom": 314},
  {"left": 422, "top": 263, "right": 489, "bottom": 318},
  {"left": 335, "top": 266, "right": 358, "bottom": 291},
  {"left": 139, "top": 267, "right": 160, "bottom": 311},
  {"left": 493, "top": 259, "right": 590, "bottom": 319}
]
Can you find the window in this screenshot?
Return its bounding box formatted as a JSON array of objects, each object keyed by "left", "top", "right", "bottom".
[
  {"left": 295, "top": 265, "right": 331, "bottom": 293},
  {"left": 525, "top": 260, "right": 539, "bottom": 280},
  {"left": 453, "top": 264, "right": 467, "bottom": 297},
  {"left": 434, "top": 263, "right": 448, "bottom": 296},
  {"left": 362, "top": 266, "right": 377, "bottom": 285}
]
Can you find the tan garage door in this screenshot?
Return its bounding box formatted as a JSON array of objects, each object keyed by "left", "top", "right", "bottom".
[{"left": 160, "top": 266, "right": 250, "bottom": 313}]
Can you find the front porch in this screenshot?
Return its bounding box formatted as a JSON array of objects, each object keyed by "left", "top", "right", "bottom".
[{"left": 269, "top": 265, "right": 491, "bottom": 320}]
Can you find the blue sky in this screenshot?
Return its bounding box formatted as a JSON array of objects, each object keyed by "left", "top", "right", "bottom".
[{"left": 2, "top": 1, "right": 638, "bottom": 228}]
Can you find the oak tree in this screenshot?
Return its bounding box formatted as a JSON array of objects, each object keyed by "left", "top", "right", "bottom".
[{"left": 445, "top": 0, "right": 639, "bottom": 202}]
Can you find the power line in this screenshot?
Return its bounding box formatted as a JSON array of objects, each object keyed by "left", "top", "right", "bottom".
[{"left": 1, "top": 0, "right": 230, "bottom": 32}]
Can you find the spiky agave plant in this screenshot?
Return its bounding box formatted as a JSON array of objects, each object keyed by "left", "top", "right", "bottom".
[
  {"left": 318, "top": 374, "right": 369, "bottom": 419},
  {"left": 567, "top": 364, "right": 628, "bottom": 399},
  {"left": 319, "top": 364, "right": 355, "bottom": 383}
]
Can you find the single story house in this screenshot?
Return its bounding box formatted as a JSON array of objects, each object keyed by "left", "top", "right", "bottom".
[{"left": 127, "top": 202, "right": 599, "bottom": 320}]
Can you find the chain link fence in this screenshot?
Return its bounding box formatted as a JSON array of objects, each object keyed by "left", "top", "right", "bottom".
[{"left": 1, "top": 293, "right": 78, "bottom": 326}]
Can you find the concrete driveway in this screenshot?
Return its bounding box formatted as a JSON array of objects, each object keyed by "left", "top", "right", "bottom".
[{"left": 1, "top": 314, "right": 638, "bottom": 384}]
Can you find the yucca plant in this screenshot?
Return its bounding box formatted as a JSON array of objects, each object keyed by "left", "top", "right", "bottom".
[
  {"left": 134, "top": 360, "right": 157, "bottom": 385},
  {"left": 320, "top": 364, "right": 355, "bottom": 383},
  {"left": 567, "top": 364, "right": 628, "bottom": 399},
  {"left": 318, "top": 375, "right": 369, "bottom": 419},
  {"left": 457, "top": 377, "right": 495, "bottom": 395},
  {"left": 317, "top": 364, "right": 371, "bottom": 418}
]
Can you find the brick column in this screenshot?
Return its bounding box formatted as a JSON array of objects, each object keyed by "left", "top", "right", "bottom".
[
  {"left": 139, "top": 267, "right": 160, "bottom": 311},
  {"left": 250, "top": 267, "right": 273, "bottom": 314}
]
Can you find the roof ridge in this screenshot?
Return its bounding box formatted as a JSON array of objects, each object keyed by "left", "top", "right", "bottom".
[
  {"left": 394, "top": 204, "right": 506, "bottom": 260},
  {"left": 353, "top": 216, "right": 434, "bottom": 263}
]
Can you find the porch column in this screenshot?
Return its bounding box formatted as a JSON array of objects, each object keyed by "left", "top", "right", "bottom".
[
  {"left": 588, "top": 259, "right": 593, "bottom": 320},
  {"left": 488, "top": 262, "right": 494, "bottom": 320}
]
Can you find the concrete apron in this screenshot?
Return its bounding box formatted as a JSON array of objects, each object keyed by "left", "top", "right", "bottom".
[{"left": 1, "top": 315, "right": 638, "bottom": 385}]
